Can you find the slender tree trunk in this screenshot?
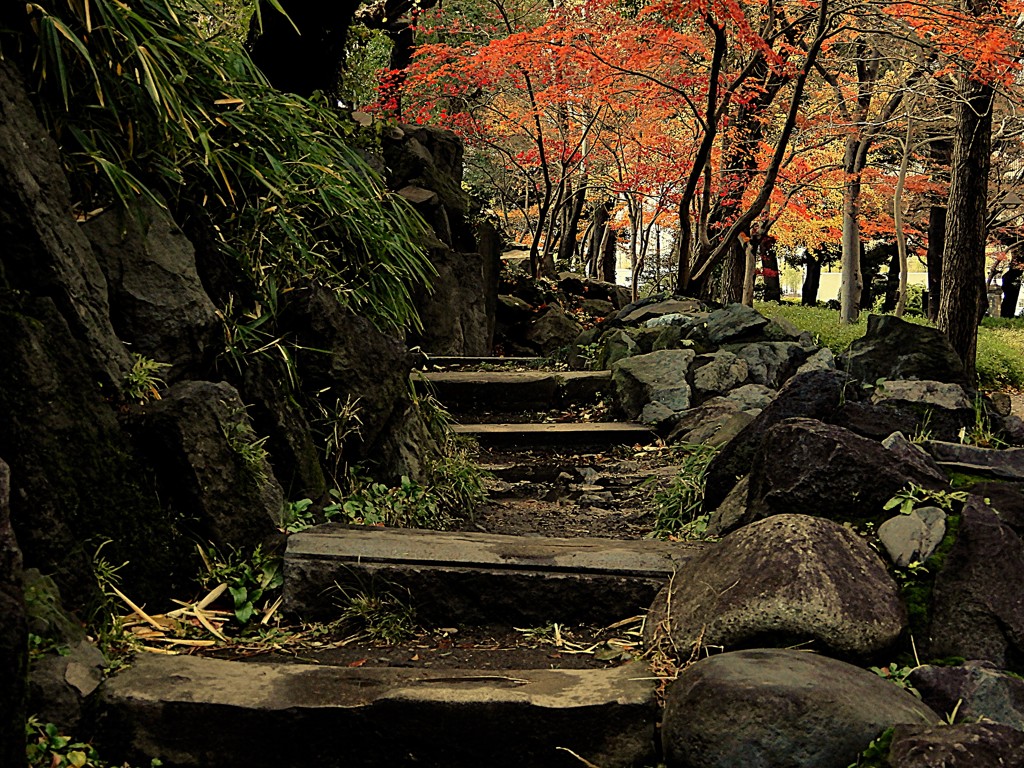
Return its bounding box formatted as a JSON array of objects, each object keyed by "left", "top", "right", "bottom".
[
  {"left": 761, "top": 237, "right": 782, "bottom": 302},
  {"left": 927, "top": 206, "right": 946, "bottom": 321},
  {"left": 894, "top": 107, "right": 913, "bottom": 317},
  {"left": 600, "top": 227, "right": 617, "bottom": 284},
  {"left": 741, "top": 235, "right": 757, "bottom": 306},
  {"left": 840, "top": 139, "right": 864, "bottom": 324},
  {"left": 938, "top": 78, "right": 995, "bottom": 382}
]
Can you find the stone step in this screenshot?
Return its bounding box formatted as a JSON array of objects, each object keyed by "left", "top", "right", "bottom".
[
  {"left": 284, "top": 525, "right": 703, "bottom": 625},
  {"left": 414, "top": 370, "right": 611, "bottom": 412},
  {"left": 420, "top": 355, "right": 546, "bottom": 369},
  {"left": 452, "top": 421, "right": 656, "bottom": 449},
  {"left": 95, "top": 654, "right": 658, "bottom": 768}
]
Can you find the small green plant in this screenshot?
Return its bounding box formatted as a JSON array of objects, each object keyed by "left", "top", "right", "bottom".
[
  {"left": 649, "top": 444, "right": 719, "bottom": 539},
  {"left": 337, "top": 587, "right": 416, "bottom": 643},
  {"left": 123, "top": 353, "right": 170, "bottom": 404},
  {"left": 89, "top": 541, "right": 139, "bottom": 667},
  {"left": 200, "top": 545, "right": 283, "bottom": 625},
  {"left": 577, "top": 341, "right": 602, "bottom": 370},
  {"left": 847, "top": 727, "right": 895, "bottom": 768},
  {"left": 958, "top": 394, "right": 1006, "bottom": 448},
  {"left": 883, "top": 484, "right": 968, "bottom": 516},
  {"left": 26, "top": 717, "right": 161, "bottom": 768},
  {"left": 869, "top": 662, "right": 920, "bottom": 696},
  {"left": 312, "top": 393, "right": 363, "bottom": 485},
  {"left": 342, "top": 475, "right": 450, "bottom": 529},
  {"left": 222, "top": 413, "right": 270, "bottom": 484}
]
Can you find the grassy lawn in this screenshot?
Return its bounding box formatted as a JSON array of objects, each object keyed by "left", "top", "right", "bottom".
[{"left": 755, "top": 302, "right": 1024, "bottom": 390}]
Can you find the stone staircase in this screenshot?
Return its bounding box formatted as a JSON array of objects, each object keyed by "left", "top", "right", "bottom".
[{"left": 96, "top": 357, "right": 691, "bottom": 768}]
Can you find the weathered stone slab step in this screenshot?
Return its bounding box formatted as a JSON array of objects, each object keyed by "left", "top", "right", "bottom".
[
  {"left": 96, "top": 655, "right": 658, "bottom": 768},
  {"left": 415, "top": 370, "right": 611, "bottom": 411},
  {"left": 453, "top": 421, "right": 656, "bottom": 448},
  {"left": 421, "top": 355, "right": 545, "bottom": 369},
  {"left": 284, "top": 525, "right": 703, "bottom": 625}
]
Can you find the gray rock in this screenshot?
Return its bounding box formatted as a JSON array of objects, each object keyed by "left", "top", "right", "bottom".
[
  {"left": 888, "top": 722, "right": 1024, "bottom": 768},
  {"left": 581, "top": 278, "right": 631, "bottom": 308},
  {"left": 738, "top": 419, "right": 949, "bottom": 533},
  {"left": 703, "top": 369, "right": 852, "bottom": 511},
  {"left": 597, "top": 328, "right": 639, "bottom": 369},
  {"left": 28, "top": 640, "right": 106, "bottom": 732},
  {"left": 721, "top": 384, "right": 776, "bottom": 411},
  {"left": 496, "top": 294, "right": 533, "bottom": 323},
  {"left": 125, "top": 381, "right": 282, "bottom": 549},
  {"left": 84, "top": 200, "right": 219, "bottom": 379},
  {"left": 651, "top": 325, "right": 684, "bottom": 351},
  {"left": 730, "top": 341, "right": 811, "bottom": 388},
  {"left": 796, "top": 347, "right": 835, "bottom": 375},
  {"left": 618, "top": 298, "right": 704, "bottom": 325},
  {"left": 764, "top": 315, "right": 807, "bottom": 341},
  {"left": 833, "top": 401, "right": 926, "bottom": 441},
  {"left": 967, "top": 481, "right": 1024, "bottom": 533},
  {"left": 705, "top": 303, "right": 770, "bottom": 345},
  {"left": 910, "top": 661, "right": 1024, "bottom": 730},
  {"left": 878, "top": 506, "right": 947, "bottom": 567},
  {"left": 411, "top": 245, "right": 495, "bottom": 356},
  {"left": 661, "top": 649, "right": 939, "bottom": 768},
  {"left": 646, "top": 514, "right": 905, "bottom": 657},
  {"left": 0, "top": 458, "right": 26, "bottom": 768},
  {"left": 923, "top": 440, "right": 1024, "bottom": 481},
  {"left": 523, "top": 305, "right": 583, "bottom": 355},
  {"left": 581, "top": 298, "right": 615, "bottom": 319},
  {"left": 872, "top": 380, "right": 973, "bottom": 411},
  {"left": 640, "top": 401, "right": 679, "bottom": 431},
  {"left": 22, "top": 569, "right": 84, "bottom": 646},
  {"left": 676, "top": 411, "right": 756, "bottom": 448},
  {"left": 612, "top": 349, "right": 696, "bottom": 420},
  {"left": 837, "top": 314, "right": 968, "bottom": 386},
  {"left": 692, "top": 351, "right": 748, "bottom": 397},
  {"left": 644, "top": 312, "right": 693, "bottom": 328},
  {"left": 927, "top": 501, "right": 1024, "bottom": 669},
  {"left": 881, "top": 432, "right": 949, "bottom": 485}
]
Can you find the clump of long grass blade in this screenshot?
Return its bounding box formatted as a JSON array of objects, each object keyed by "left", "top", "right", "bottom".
[{"left": 10, "top": 0, "right": 434, "bottom": 332}]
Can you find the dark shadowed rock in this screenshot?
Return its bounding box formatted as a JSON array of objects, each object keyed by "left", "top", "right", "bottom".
[
  {"left": 881, "top": 432, "right": 948, "bottom": 482},
  {"left": 0, "top": 458, "right": 26, "bottom": 768},
  {"left": 28, "top": 640, "right": 105, "bottom": 733},
  {"left": 582, "top": 278, "right": 631, "bottom": 308},
  {"left": 284, "top": 285, "right": 412, "bottom": 459},
  {"left": 617, "top": 297, "right": 703, "bottom": 325},
  {"left": 646, "top": 515, "right": 905, "bottom": 658},
  {"left": 84, "top": 199, "right": 219, "bottom": 379},
  {"left": 661, "top": 649, "right": 939, "bottom": 768},
  {"left": 125, "top": 381, "right": 282, "bottom": 549},
  {"left": 238, "top": 358, "right": 327, "bottom": 502},
  {"left": 832, "top": 401, "right": 923, "bottom": 441},
  {"left": 738, "top": 419, "right": 948, "bottom": 531},
  {"left": 704, "top": 303, "right": 769, "bottom": 345},
  {"left": 0, "top": 59, "right": 130, "bottom": 389},
  {"left": 888, "top": 722, "right": 1024, "bottom": 768},
  {"left": 870, "top": 380, "right": 976, "bottom": 441},
  {"left": 910, "top": 661, "right": 1024, "bottom": 729},
  {"left": 968, "top": 480, "right": 1024, "bottom": 533},
  {"left": 837, "top": 314, "right": 968, "bottom": 386},
  {"left": 523, "top": 305, "right": 583, "bottom": 355},
  {"left": 597, "top": 328, "right": 638, "bottom": 369},
  {"left": 927, "top": 501, "right": 1024, "bottom": 670},
  {"left": 410, "top": 243, "right": 495, "bottom": 356},
  {"left": 612, "top": 349, "right": 696, "bottom": 419},
  {"left": 703, "top": 369, "right": 851, "bottom": 511},
  {"left": 0, "top": 300, "right": 186, "bottom": 605}
]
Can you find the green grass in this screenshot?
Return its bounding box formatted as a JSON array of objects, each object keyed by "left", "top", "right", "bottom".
[{"left": 755, "top": 302, "right": 1024, "bottom": 390}]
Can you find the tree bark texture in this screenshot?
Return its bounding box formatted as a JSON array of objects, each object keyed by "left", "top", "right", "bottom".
[
  {"left": 937, "top": 77, "right": 995, "bottom": 382},
  {"left": 926, "top": 205, "right": 947, "bottom": 321}
]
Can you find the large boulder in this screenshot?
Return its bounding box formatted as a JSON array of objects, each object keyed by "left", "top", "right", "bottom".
[
  {"left": 611, "top": 349, "right": 696, "bottom": 420},
  {"left": 887, "top": 723, "right": 1024, "bottom": 768},
  {"left": 735, "top": 418, "right": 949, "bottom": 531},
  {"left": 0, "top": 59, "right": 130, "bottom": 390},
  {"left": 284, "top": 285, "right": 413, "bottom": 461},
  {"left": 661, "top": 649, "right": 939, "bottom": 768},
  {"left": 125, "top": 381, "right": 282, "bottom": 550},
  {"left": 910, "top": 661, "right": 1024, "bottom": 730},
  {"left": 727, "top": 341, "right": 813, "bottom": 389},
  {"left": 408, "top": 243, "right": 496, "bottom": 357},
  {"left": 646, "top": 515, "right": 905, "bottom": 658},
  {"left": 703, "top": 369, "right": 851, "bottom": 510},
  {"left": 922, "top": 441, "right": 1024, "bottom": 482},
  {"left": 523, "top": 305, "right": 583, "bottom": 355},
  {"left": 0, "top": 459, "right": 26, "bottom": 768},
  {"left": 28, "top": 640, "right": 105, "bottom": 734},
  {"left": 704, "top": 303, "right": 770, "bottom": 345},
  {"left": 927, "top": 500, "right": 1024, "bottom": 670},
  {"left": 691, "top": 351, "right": 748, "bottom": 399},
  {"left": 837, "top": 314, "right": 968, "bottom": 386},
  {"left": 84, "top": 199, "right": 220, "bottom": 379}
]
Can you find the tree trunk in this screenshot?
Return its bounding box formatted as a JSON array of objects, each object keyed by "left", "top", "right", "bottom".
[
  {"left": 1002, "top": 265, "right": 1022, "bottom": 317},
  {"left": 742, "top": 235, "right": 756, "bottom": 306},
  {"left": 557, "top": 177, "right": 587, "bottom": 269},
  {"left": 839, "top": 138, "right": 863, "bottom": 324},
  {"left": 802, "top": 253, "right": 822, "bottom": 305},
  {"left": 881, "top": 248, "right": 900, "bottom": 313},
  {"left": 938, "top": 78, "right": 995, "bottom": 382},
  {"left": 926, "top": 206, "right": 946, "bottom": 321},
  {"left": 600, "top": 227, "right": 618, "bottom": 284}
]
